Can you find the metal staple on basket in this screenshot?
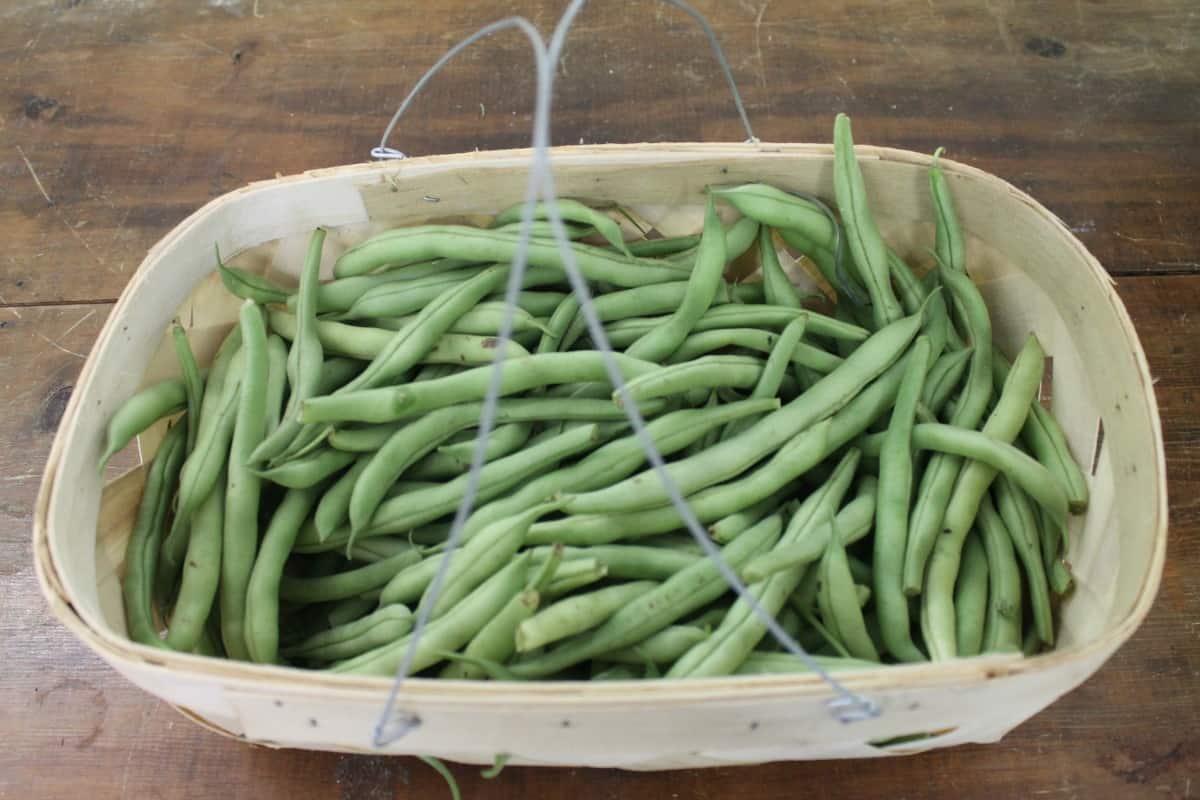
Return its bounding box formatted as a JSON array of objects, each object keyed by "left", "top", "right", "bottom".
[{"left": 370, "top": 0, "right": 881, "bottom": 748}]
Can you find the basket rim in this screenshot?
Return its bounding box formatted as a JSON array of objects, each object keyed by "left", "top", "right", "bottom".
[{"left": 33, "top": 140, "right": 1169, "bottom": 703}]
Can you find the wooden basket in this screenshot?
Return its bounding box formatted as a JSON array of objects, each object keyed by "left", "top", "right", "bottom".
[{"left": 33, "top": 143, "right": 1166, "bottom": 768}]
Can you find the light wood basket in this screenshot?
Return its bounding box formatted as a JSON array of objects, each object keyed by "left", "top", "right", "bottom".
[{"left": 33, "top": 143, "right": 1166, "bottom": 768}]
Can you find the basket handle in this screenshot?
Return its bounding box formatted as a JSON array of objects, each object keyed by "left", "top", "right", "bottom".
[
  {"left": 370, "top": 0, "right": 758, "bottom": 161},
  {"left": 371, "top": 1, "right": 880, "bottom": 750}
]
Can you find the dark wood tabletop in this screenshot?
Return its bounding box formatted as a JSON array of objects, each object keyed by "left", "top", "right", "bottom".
[{"left": 3, "top": 1, "right": 1198, "bottom": 797}]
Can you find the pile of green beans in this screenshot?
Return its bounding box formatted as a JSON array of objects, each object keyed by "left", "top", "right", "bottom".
[{"left": 108, "top": 114, "right": 1087, "bottom": 678}]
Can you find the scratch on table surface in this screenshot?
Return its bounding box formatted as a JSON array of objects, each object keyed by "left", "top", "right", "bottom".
[
  {"left": 118, "top": 701, "right": 161, "bottom": 800},
  {"left": 60, "top": 309, "right": 97, "bottom": 339},
  {"left": 1114, "top": 231, "right": 1188, "bottom": 247},
  {"left": 0, "top": 293, "right": 24, "bottom": 318},
  {"left": 35, "top": 332, "right": 86, "bottom": 360},
  {"left": 17, "top": 146, "right": 54, "bottom": 207},
  {"left": 983, "top": 0, "right": 1016, "bottom": 55},
  {"left": 738, "top": 0, "right": 771, "bottom": 90},
  {"left": 179, "top": 32, "right": 223, "bottom": 54}
]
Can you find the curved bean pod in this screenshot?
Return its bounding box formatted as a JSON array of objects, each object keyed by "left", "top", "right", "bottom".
[
  {"left": 903, "top": 265, "right": 994, "bottom": 595},
  {"left": 873, "top": 335, "right": 931, "bottom": 662},
  {"left": 332, "top": 225, "right": 689, "bottom": 284},
  {"left": 563, "top": 311, "right": 921, "bottom": 516},
  {"left": 626, "top": 197, "right": 727, "bottom": 362},
  {"left": 921, "top": 335, "right": 1045, "bottom": 660},
  {"left": 122, "top": 422, "right": 187, "bottom": 648},
  {"left": 243, "top": 483, "right": 325, "bottom": 663},
  {"left": 516, "top": 581, "right": 658, "bottom": 653},
  {"left": 302, "top": 352, "right": 660, "bottom": 425}
]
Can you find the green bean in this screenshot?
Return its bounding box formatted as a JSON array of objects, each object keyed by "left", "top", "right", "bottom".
[
  {"left": 720, "top": 320, "right": 808, "bottom": 444},
  {"left": 122, "top": 422, "right": 187, "bottom": 648},
  {"left": 536, "top": 293, "right": 580, "bottom": 354},
  {"left": 251, "top": 230, "right": 327, "bottom": 465},
  {"left": 338, "top": 267, "right": 520, "bottom": 320},
  {"left": 664, "top": 216, "right": 757, "bottom": 267},
  {"left": 257, "top": 447, "right": 356, "bottom": 489},
  {"left": 280, "top": 546, "right": 421, "bottom": 606},
  {"left": 516, "top": 581, "right": 658, "bottom": 653},
  {"left": 377, "top": 554, "right": 441, "bottom": 607},
  {"left": 349, "top": 536, "right": 416, "bottom": 563},
  {"left": 277, "top": 267, "right": 521, "bottom": 462},
  {"left": 308, "top": 264, "right": 482, "bottom": 314},
  {"left": 901, "top": 424, "right": 1069, "bottom": 528},
  {"left": 284, "top": 604, "right": 414, "bottom": 662},
  {"left": 922, "top": 335, "right": 1045, "bottom": 660},
  {"left": 740, "top": 480, "right": 877, "bottom": 582},
  {"left": 923, "top": 347, "right": 973, "bottom": 418},
  {"left": 627, "top": 234, "right": 700, "bottom": 257},
  {"left": 99, "top": 377, "right": 189, "bottom": 470},
  {"left": 541, "top": 559, "right": 608, "bottom": 599},
  {"left": 557, "top": 281, "right": 727, "bottom": 351},
  {"left": 873, "top": 335, "right": 931, "bottom": 662},
  {"left": 993, "top": 475, "right": 1053, "bottom": 645},
  {"left": 171, "top": 325, "right": 204, "bottom": 453},
  {"left": 164, "top": 468, "right": 223, "bottom": 652},
  {"left": 332, "top": 555, "right": 530, "bottom": 676},
  {"left": 263, "top": 334, "right": 289, "bottom": 435},
  {"left": 903, "top": 266, "right": 994, "bottom": 595},
  {"left": 217, "top": 302, "right": 271, "bottom": 660},
  {"left": 527, "top": 544, "right": 564, "bottom": 593},
  {"left": 347, "top": 399, "right": 636, "bottom": 535},
  {"left": 509, "top": 514, "right": 783, "bottom": 679},
  {"left": 157, "top": 346, "right": 243, "bottom": 605},
  {"left": 438, "top": 590, "right": 540, "bottom": 679},
  {"left": 424, "top": 504, "right": 554, "bottom": 619},
  {"left": 834, "top": 114, "right": 904, "bottom": 329},
  {"left": 618, "top": 355, "right": 764, "bottom": 404},
  {"left": 977, "top": 495, "right": 1023, "bottom": 654},
  {"left": 500, "top": 290, "right": 568, "bottom": 318},
  {"left": 406, "top": 422, "right": 533, "bottom": 481},
  {"left": 218, "top": 261, "right": 290, "bottom": 305},
  {"left": 626, "top": 197, "right": 727, "bottom": 362},
  {"left": 563, "top": 310, "right": 921, "bottom": 516},
  {"left": 887, "top": 250, "right": 951, "bottom": 359},
  {"left": 452, "top": 397, "right": 779, "bottom": 545},
  {"left": 818, "top": 527, "right": 879, "bottom": 662},
  {"left": 954, "top": 530, "right": 989, "bottom": 657},
  {"left": 992, "top": 348, "right": 1089, "bottom": 513},
  {"left": 529, "top": 545, "right": 700, "bottom": 581},
  {"left": 669, "top": 449, "right": 860, "bottom": 678},
  {"left": 302, "top": 352, "right": 659, "bottom": 425},
  {"left": 372, "top": 302, "right": 550, "bottom": 337},
  {"left": 667, "top": 328, "right": 843, "bottom": 374},
  {"left": 930, "top": 148, "right": 966, "bottom": 273},
  {"left": 243, "top": 483, "right": 324, "bottom": 663},
  {"left": 313, "top": 458, "right": 370, "bottom": 540},
  {"left": 333, "top": 225, "right": 689, "bottom": 285},
  {"left": 710, "top": 184, "right": 837, "bottom": 245},
  {"left": 758, "top": 226, "right": 803, "bottom": 309},
  {"left": 269, "top": 310, "right": 531, "bottom": 364},
  {"left": 708, "top": 491, "right": 788, "bottom": 544},
  {"left": 599, "top": 625, "right": 709, "bottom": 666},
  {"left": 733, "top": 652, "right": 877, "bottom": 675},
  {"left": 723, "top": 216, "right": 762, "bottom": 263},
  {"left": 492, "top": 199, "right": 631, "bottom": 256},
  {"left": 316, "top": 423, "right": 607, "bottom": 549}
]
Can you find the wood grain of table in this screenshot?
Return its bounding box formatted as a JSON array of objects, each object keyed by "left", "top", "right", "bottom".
[{"left": 2, "top": 1, "right": 1197, "bottom": 797}]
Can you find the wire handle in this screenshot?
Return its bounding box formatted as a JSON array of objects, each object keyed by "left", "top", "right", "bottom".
[
  {"left": 370, "top": 0, "right": 880, "bottom": 749},
  {"left": 370, "top": 2, "right": 757, "bottom": 161}
]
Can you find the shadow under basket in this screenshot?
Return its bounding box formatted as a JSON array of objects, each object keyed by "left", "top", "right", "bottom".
[{"left": 33, "top": 143, "right": 1166, "bottom": 769}]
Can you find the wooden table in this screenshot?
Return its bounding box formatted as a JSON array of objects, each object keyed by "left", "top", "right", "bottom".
[{"left": 3, "top": 1, "right": 1197, "bottom": 797}]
